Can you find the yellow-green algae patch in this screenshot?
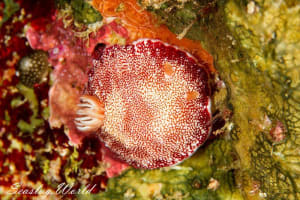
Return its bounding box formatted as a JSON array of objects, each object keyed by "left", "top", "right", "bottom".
[
  {"left": 151, "top": 0, "right": 300, "bottom": 198},
  {"left": 80, "top": 140, "right": 244, "bottom": 200},
  {"left": 16, "top": 84, "right": 44, "bottom": 133},
  {"left": 225, "top": 1, "right": 300, "bottom": 199}
]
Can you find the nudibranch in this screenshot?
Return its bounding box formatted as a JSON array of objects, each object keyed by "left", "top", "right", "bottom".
[{"left": 75, "top": 39, "right": 211, "bottom": 169}]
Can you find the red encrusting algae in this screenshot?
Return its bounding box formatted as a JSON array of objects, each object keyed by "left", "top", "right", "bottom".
[
  {"left": 26, "top": 15, "right": 129, "bottom": 145},
  {"left": 25, "top": 11, "right": 130, "bottom": 177}
]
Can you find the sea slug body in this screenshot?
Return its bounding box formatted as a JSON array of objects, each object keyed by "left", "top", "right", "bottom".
[{"left": 75, "top": 39, "right": 212, "bottom": 169}]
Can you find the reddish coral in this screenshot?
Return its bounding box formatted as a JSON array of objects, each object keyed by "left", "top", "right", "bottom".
[
  {"left": 25, "top": 15, "right": 129, "bottom": 143},
  {"left": 78, "top": 39, "right": 212, "bottom": 169},
  {"left": 25, "top": 14, "right": 130, "bottom": 176}
]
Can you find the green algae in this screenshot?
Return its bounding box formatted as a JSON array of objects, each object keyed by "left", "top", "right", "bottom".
[
  {"left": 0, "top": 0, "right": 19, "bottom": 27},
  {"left": 16, "top": 84, "right": 44, "bottom": 133},
  {"left": 56, "top": 0, "right": 102, "bottom": 25},
  {"left": 79, "top": 140, "right": 243, "bottom": 200}
]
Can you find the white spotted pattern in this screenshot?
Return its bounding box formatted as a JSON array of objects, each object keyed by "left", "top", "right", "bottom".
[{"left": 85, "top": 39, "right": 211, "bottom": 169}]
